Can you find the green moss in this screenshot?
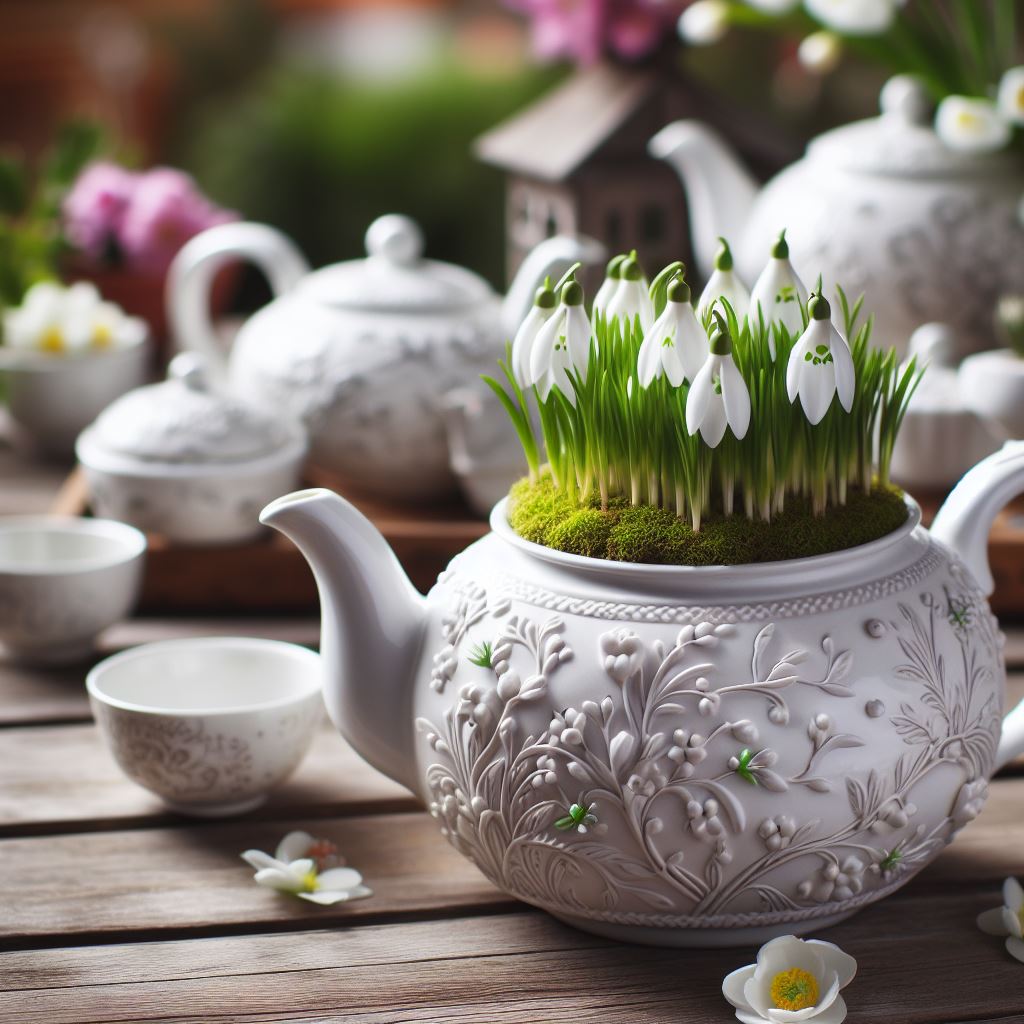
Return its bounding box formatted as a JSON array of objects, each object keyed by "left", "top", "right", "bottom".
[{"left": 507, "top": 476, "right": 909, "bottom": 566}]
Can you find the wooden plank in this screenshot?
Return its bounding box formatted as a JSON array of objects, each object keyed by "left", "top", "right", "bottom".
[
  {"left": 0, "top": 811, "right": 512, "bottom": 948},
  {"left": 1, "top": 883, "right": 1023, "bottom": 1024},
  {"left": 0, "top": 722, "right": 414, "bottom": 836}
]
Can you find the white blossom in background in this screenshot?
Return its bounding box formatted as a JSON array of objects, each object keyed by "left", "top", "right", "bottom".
[
  {"left": 605, "top": 253, "right": 654, "bottom": 333},
  {"left": 3, "top": 280, "right": 146, "bottom": 355},
  {"left": 529, "top": 278, "right": 591, "bottom": 404},
  {"left": 241, "top": 830, "right": 372, "bottom": 906},
  {"left": 678, "top": 0, "right": 730, "bottom": 45},
  {"left": 935, "top": 95, "right": 1012, "bottom": 153},
  {"left": 697, "top": 238, "right": 750, "bottom": 324},
  {"left": 798, "top": 30, "right": 842, "bottom": 74},
  {"left": 805, "top": 0, "right": 896, "bottom": 35},
  {"left": 977, "top": 876, "right": 1024, "bottom": 964},
  {"left": 591, "top": 253, "right": 626, "bottom": 324},
  {"left": 997, "top": 66, "right": 1024, "bottom": 126},
  {"left": 637, "top": 274, "right": 707, "bottom": 387},
  {"left": 787, "top": 292, "right": 855, "bottom": 423},
  {"left": 686, "top": 314, "right": 750, "bottom": 447},
  {"left": 722, "top": 934, "right": 857, "bottom": 1023},
  {"left": 746, "top": 0, "right": 799, "bottom": 11},
  {"left": 749, "top": 230, "right": 809, "bottom": 355},
  {"left": 511, "top": 279, "right": 556, "bottom": 388}
]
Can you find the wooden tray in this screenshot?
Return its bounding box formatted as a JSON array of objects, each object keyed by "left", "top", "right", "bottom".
[{"left": 51, "top": 466, "right": 489, "bottom": 615}]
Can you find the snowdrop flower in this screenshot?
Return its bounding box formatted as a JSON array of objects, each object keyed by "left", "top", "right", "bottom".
[
  {"left": 637, "top": 272, "right": 707, "bottom": 387},
  {"left": 241, "top": 830, "right": 372, "bottom": 906},
  {"left": 511, "top": 278, "right": 556, "bottom": 388},
  {"left": 723, "top": 934, "right": 857, "bottom": 1023},
  {"left": 805, "top": 0, "right": 896, "bottom": 35},
  {"left": 977, "top": 877, "right": 1024, "bottom": 963},
  {"left": 605, "top": 253, "right": 654, "bottom": 333},
  {"left": 787, "top": 292, "right": 854, "bottom": 424},
  {"left": 749, "top": 230, "right": 809, "bottom": 354},
  {"left": 3, "top": 280, "right": 146, "bottom": 355},
  {"left": 678, "top": 1, "right": 729, "bottom": 45},
  {"left": 592, "top": 253, "right": 626, "bottom": 324},
  {"left": 935, "top": 96, "right": 1011, "bottom": 153},
  {"left": 997, "top": 66, "right": 1024, "bottom": 126},
  {"left": 686, "top": 313, "right": 751, "bottom": 447},
  {"left": 529, "top": 277, "right": 591, "bottom": 404},
  {"left": 798, "top": 30, "right": 842, "bottom": 74},
  {"left": 697, "top": 238, "right": 750, "bottom": 324}
]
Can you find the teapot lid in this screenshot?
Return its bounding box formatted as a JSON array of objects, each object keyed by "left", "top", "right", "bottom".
[
  {"left": 297, "top": 214, "right": 493, "bottom": 313},
  {"left": 807, "top": 75, "right": 1017, "bottom": 177},
  {"left": 88, "top": 354, "right": 302, "bottom": 464}
]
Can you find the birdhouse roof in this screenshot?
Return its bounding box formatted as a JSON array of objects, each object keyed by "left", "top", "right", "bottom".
[{"left": 474, "top": 63, "right": 661, "bottom": 182}]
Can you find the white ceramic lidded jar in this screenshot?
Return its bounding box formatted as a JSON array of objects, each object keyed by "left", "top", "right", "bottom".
[
  {"left": 168, "top": 214, "right": 602, "bottom": 501},
  {"left": 76, "top": 354, "right": 306, "bottom": 544}
]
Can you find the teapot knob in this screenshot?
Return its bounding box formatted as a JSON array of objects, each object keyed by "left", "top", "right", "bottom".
[
  {"left": 168, "top": 352, "right": 209, "bottom": 393},
  {"left": 365, "top": 214, "right": 424, "bottom": 267},
  {"left": 879, "top": 74, "right": 931, "bottom": 126}
]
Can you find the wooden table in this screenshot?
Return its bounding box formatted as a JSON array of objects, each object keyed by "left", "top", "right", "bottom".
[{"left": 3, "top": 441, "right": 1024, "bottom": 1023}]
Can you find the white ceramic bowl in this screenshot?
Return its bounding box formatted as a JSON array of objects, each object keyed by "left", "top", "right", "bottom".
[
  {"left": 0, "top": 340, "right": 149, "bottom": 458},
  {"left": 0, "top": 516, "right": 146, "bottom": 664},
  {"left": 87, "top": 637, "right": 324, "bottom": 816}
]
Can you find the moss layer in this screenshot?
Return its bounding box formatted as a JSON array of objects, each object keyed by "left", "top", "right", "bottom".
[{"left": 507, "top": 476, "right": 909, "bottom": 566}]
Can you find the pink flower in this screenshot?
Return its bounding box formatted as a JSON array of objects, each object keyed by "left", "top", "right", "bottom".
[{"left": 62, "top": 162, "right": 136, "bottom": 261}]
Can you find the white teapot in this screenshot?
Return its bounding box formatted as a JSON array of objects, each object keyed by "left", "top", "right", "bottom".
[
  {"left": 261, "top": 444, "right": 1024, "bottom": 947},
  {"left": 650, "top": 77, "right": 1024, "bottom": 356},
  {"left": 169, "top": 215, "right": 602, "bottom": 500}
]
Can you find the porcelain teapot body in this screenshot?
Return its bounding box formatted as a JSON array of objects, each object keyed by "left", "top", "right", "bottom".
[
  {"left": 650, "top": 80, "right": 1024, "bottom": 357},
  {"left": 262, "top": 445, "right": 1024, "bottom": 946},
  {"left": 169, "top": 216, "right": 602, "bottom": 500}
]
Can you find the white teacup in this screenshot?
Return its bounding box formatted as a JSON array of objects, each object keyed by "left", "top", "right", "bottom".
[
  {"left": 0, "top": 516, "right": 146, "bottom": 664},
  {"left": 87, "top": 637, "right": 324, "bottom": 817}
]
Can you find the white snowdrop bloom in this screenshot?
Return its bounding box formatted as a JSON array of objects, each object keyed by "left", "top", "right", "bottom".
[
  {"left": 686, "top": 314, "right": 751, "bottom": 447},
  {"left": 997, "top": 66, "right": 1024, "bottom": 126},
  {"left": 3, "top": 280, "right": 145, "bottom": 355},
  {"left": 592, "top": 253, "right": 626, "bottom": 324},
  {"left": 241, "top": 830, "right": 372, "bottom": 906},
  {"left": 528, "top": 279, "right": 591, "bottom": 405},
  {"left": 605, "top": 253, "right": 654, "bottom": 334},
  {"left": 697, "top": 238, "right": 750, "bottom": 324},
  {"left": 786, "top": 292, "right": 855, "bottom": 424},
  {"left": 798, "top": 30, "right": 842, "bottom": 74},
  {"left": 637, "top": 273, "right": 707, "bottom": 387},
  {"left": 511, "top": 279, "right": 556, "bottom": 388},
  {"left": 722, "top": 934, "right": 857, "bottom": 1023},
  {"left": 805, "top": 0, "right": 896, "bottom": 35},
  {"left": 935, "top": 95, "right": 1012, "bottom": 153},
  {"left": 749, "top": 230, "right": 809, "bottom": 355},
  {"left": 679, "top": 0, "right": 730, "bottom": 46},
  {"left": 977, "top": 876, "right": 1024, "bottom": 964}
]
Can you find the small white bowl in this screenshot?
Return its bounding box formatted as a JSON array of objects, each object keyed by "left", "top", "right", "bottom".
[
  {"left": 87, "top": 637, "right": 324, "bottom": 817},
  {"left": 0, "top": 516, "right": 146, "bottom": 664}
]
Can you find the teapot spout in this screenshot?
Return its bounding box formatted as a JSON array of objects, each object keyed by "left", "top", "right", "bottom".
[
  {"left": 648, "top": 121, "right": 758, "bottom": 279},
  {"left": 260, "top": 489, "right": 426, "bottom": 792}
]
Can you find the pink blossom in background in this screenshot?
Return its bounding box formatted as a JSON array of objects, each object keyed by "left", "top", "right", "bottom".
[
  {"left": 62, "top": 162, "right": 136, "bottom": 261},
  {"left": 506, "top": 0, "right": 683, "bottom": 65}
]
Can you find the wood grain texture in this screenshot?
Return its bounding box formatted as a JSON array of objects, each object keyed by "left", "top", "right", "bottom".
[{"left": 0, "top": 722, "right": 414, "bottom": 836}]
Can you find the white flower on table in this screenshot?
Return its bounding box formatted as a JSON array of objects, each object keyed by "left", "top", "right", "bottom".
[
  {"left": 723, "top": 934, "right": 857, "bottom": 1023},
  {"left": 604, "top": 253, "right": 654, "bottom": 334},
  {"left": 686, "top": 313, "right": 751, "bottom": 447},
  {"left": 3, "top": 280, "right": 146, "bottom": 355},
  {"left": 749, "top": 230, "right": 809, "bottom": 353},
  {"left": 697, "top": 238, "right": 750, "bottom": 323},
  {"left": 805, "top": 0, "right": 896, "bottom": 35},
  {"left": 786, "top": 292, "right": 855, "bottom": 424},
  {"left": 528, "top": 278, "right": 591, "bottom": 405},
  {"left": 935, "top": 96, "right": 1011, "bottom": 154},
  {"left": 511, "top": 278, "right": 556, "bottom": 388},
  {"left": 637, "top": 271, "right": 707, "bottom": 387},
  {"left": 241, "top": 830, "right": 372, "bottom": 906},
  {"left": 997, "top": 66, "right": 1024, "bottom": 127},
  {"left": 977, "top": 877, "right": 1024, "bottom": 964}
]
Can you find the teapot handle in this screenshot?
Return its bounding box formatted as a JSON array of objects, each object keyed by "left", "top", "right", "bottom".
[
  {"left": 931, "top": 441, "right": 1024, "bottom": 770},
  {"left": 167, "top": 222, "right": 310, "bottom": 379}
]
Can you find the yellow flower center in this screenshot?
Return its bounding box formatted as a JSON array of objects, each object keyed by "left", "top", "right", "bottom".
[
  {"left": 956, "top": 111, "right": 980, "bottom": 131},
  {"left": 770, "top": 967, "right": 819, "bottom": 1011},
  {"left": 39, "top": 326, "right": 65, "bottom": 353},
  {"left": 91, "top": 323, "right": 114, "bottom": 349},
  {"left": 301, "top": 868, "right": 319, "bottom": 892},
  {"left": 1016, "top": 84, "right": 1024, "bottom": 111}
]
